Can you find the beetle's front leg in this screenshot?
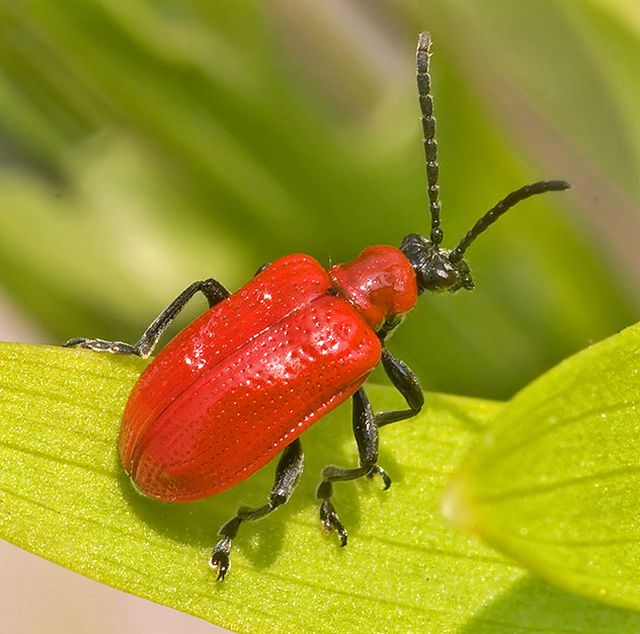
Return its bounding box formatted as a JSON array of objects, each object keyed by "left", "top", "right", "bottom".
[
  {"left": 210, "top": 438, "right": 304, "bottom": 581},
  {"left": 63, "top": 278, "right": 229, "bottom": 358},
  {"left": 375, "top": 348, "right": 424, "bottom": 427}
]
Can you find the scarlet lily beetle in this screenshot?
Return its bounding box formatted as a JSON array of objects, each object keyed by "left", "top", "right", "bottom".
[{"left": 64, "top": 33, "right": 569, "bottom": 580}]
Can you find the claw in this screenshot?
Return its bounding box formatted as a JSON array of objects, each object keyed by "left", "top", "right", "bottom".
[
  {"left": 209, "top": 536, "right": 232, "bottom": 581},
  {"left": 62, "top": 337, "right": 88, "bottom": 348},
  {"left": 320, "top": 499, "right": 348, "bottom": 546},
  {"left": 62, "top": 338, "right": 139, "bottom": 355},
  {"left": 367, "top": 465, "right": 392, "bottom": 490}
]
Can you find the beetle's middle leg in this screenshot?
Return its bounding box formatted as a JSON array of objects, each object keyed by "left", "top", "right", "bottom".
[
  {"left": 317, "top": 349, "right": 424, "bottom": 545},
  {"left": 63, "top": 278, "right": 229, "bottom": 358},
  {"left": 210, "top": 438, "right": 304, "bottom": 581},
  {"left": 316, "top": 388, "right": 387, "bottom": 546}
]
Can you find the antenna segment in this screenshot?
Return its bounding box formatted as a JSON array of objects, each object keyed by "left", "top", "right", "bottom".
[
  {"left": 449, "top": 180, "right": 571, "bottom": 262},
  {"left": 416, "top": 32, "right": 444, "bottom": 246}
]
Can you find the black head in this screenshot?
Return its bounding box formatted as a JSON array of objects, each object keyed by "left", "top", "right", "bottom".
[
  {"left": 400, "top": 233, "right": 474, "bottom": 293},
  {"left": 404, "top": 32, "right": 570, "bottom": 296}
]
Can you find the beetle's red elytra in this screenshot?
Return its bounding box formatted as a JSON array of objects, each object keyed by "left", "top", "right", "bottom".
[
  {"left": 64, "top": 33, "right": 569, "bottom": 580},
  {"left": 120, "top": 250, "right": 413, "bottom": 502}
]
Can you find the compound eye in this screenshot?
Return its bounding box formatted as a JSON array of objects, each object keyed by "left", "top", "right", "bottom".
[
  {"left": 463, "top": 277, "right": 475, "bottom": 290},
  {"left": 433, "top": 268, "right": 458, "bottom": 290}
]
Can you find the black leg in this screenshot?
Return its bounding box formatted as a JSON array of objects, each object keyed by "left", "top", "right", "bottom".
[
  {"left": 317, "top": 350, "right": 423, "bottom": 546},
  {"left": 210, "top": 438, "right": 304, "bottom": 581},
  {"left": 317, "top": 389, "right": 390, "bottom": 547},
  {"left": 63, "top": 278, "right": 229, "bottom": 358},
  {"left": 375, "top": 348, "right": 424, "bottom": 427}
]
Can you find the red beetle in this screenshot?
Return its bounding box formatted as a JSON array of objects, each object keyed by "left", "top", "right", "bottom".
[{"left": 64, "top": 33, "right": 569, "bottom": 579}]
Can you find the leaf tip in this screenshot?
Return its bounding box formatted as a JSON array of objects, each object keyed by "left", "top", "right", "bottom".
[{"left": 440, "top": 472, "right": 479, "bottom": 534}]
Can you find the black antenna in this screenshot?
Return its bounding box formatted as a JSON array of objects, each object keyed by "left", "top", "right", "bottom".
[
  {"left": 449, "top": 180, "right": 571, "bottom": 263},
  {"left": 416, "top": 32, "right": 443, "bottom": 246}
]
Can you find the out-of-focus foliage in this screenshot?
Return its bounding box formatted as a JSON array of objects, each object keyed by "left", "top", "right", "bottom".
[
  {"left": 1, "top": 4, "right": 640, "bottom": 630},
  {"left": 0, "top": 0, "right": 638, "bottom": 400}
]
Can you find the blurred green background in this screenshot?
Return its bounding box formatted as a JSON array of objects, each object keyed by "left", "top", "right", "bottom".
[
  {"left": 1, "top": 2, "right": 639, "bottom": 633},
  {"left": 1, "top": 0, "right": 639, "bottom": 400}
]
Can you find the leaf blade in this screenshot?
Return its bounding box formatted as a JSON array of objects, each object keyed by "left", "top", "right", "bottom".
[
  {"left": 2, "top": 343, "right": 640, "bottom": 630},
  {"left": 445, "top": 322, "right": 640, "bottom": 610}
]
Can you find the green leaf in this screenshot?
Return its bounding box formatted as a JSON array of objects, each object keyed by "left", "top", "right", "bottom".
[
  {"left": 1, "top": 343, "right": 639, "bottom": 632},
  {"left": 444, "top": 322, "right": 640, "bottom": 611}
]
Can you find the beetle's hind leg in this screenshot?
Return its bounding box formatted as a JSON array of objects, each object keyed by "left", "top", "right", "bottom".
[
  {"left": 63, "top": 278, "right": 229, "bottom": 358},
  {"left": 317, "top": 349, "right": 424, "bottom": 546},
  {"left": 210, "top": 438, "right": 304, "bottom": 581}
]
